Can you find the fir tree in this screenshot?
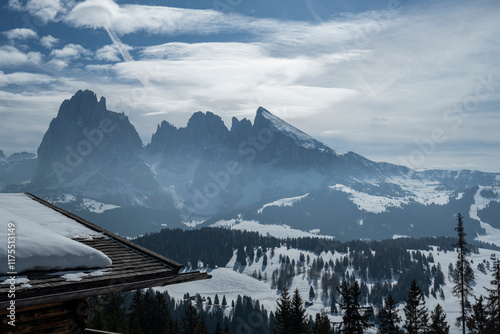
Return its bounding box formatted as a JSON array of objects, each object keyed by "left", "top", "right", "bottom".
[
  {"left": 214, "top": 294, "right": 220, "bottom": 305},
  {"left": 486, "top": 260, "right": 500, "bottom": 332},
  {"left": 313, "top": 309, "right": 331, "bottom": 334},
  {"left": 330, "top": 297, "right": 338, "bottom": 315},
  {"left": 309, "top": 286, "right": 316, "bottom": 299},
  {"left": 194, "top": 316, "right": 209, "bottom": 334},
  {"left": 467, "top": 295, "right": 488, "bottom": 334},
  {"left": 222, "top": 295, "right": 227, "bottom": 307},
  {"left": 337, "top": 280, "right": 370, "bottom": 334},
  {"left": 429, "top": 304, "right": 450, "bottom": 334},
  {"left": 214, "top": 322, "right": 223, "bottom": 334},
  {"left": 237, "top": 245, "right": 247, "bottom": 266},
  {"left": 403, "top": 280, "right": 429, "bottom": 334},
  {"left": 129, "top": 289, "right": 144, "bottom": 331},
  {"left": 290, "top": 288, "right": 310, "bottom": 334},
  {"left": 181, "top": 304, "right": 200, "bottom": 334},
  {"left": 452, "top": 213, "right": 475, "bottom": 334},
  {"left": 377, "top": 294, "right": 401, "bottom": 334},
  {"left": 97, "top": 293, "right": 128, "bottom": 333},
  {"left": 274, "top": 286, "right": 292, "bottom": 334}
]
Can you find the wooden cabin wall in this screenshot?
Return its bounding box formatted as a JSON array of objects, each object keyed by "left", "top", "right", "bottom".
[{"left": 0, "top": 299, "right": 87, "bottom": 334}]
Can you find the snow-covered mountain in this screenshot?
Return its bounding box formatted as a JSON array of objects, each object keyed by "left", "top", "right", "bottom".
[
  {"left": 0, "top": 151, "right": 37, "bottom": 190},
  {"left": 2, "top": 90, "right": 500, "bottom": 243}
]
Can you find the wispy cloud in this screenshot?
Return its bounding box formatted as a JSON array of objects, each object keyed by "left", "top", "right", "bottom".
[
  {"left": 94, "top": 44, "right": 128, "bottom": 62},
  {"left": 0, "top": 71, "right": 55, "bottom": 87},
  {"left": 2, "top": 0, "right": 500, "bottom": 171}
]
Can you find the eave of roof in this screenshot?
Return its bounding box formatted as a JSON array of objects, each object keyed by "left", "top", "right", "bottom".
[{"left": 0, "top": 193, "right": 211, "bottom": 309}]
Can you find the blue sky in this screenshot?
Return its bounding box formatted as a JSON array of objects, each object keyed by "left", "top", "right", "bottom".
[{"left": 0, "top": 0, "right": 499, "bottom": 172}]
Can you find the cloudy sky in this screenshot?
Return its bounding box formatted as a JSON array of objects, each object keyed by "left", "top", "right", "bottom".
[{"left": 0, "top": 0, "right": 499, "bottom": 172}]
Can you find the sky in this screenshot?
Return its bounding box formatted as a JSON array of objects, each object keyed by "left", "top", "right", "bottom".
[{"left": 0, "top": 0, "right": 499, "bottom": 172}]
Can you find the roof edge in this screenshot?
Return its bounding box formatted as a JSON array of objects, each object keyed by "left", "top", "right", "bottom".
[
  {"left": 24, "top": 192, "right": 184, "bottom": 269},
  {"left": 0, "top": 271, "right": 211, "bottom": 309}
]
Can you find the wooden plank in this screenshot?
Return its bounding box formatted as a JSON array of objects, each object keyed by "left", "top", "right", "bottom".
[
  {"left": 26, "top": 193, "right": 183, "bottom": 268},
  {"left": 0, "top": 272, "right": 210, "bottom": 309}
]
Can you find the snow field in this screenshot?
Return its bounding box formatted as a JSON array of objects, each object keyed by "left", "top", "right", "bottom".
[{"left": 158, "top": 244, "right": 499, "bottom": 334}]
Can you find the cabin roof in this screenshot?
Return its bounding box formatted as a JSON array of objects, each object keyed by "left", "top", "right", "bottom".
[{"left": 0, "top": 193, "right": 210, "bottom": 309}]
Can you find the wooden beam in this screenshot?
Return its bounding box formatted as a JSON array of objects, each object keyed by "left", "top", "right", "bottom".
[{"left": 0, "top": 271, "right": 210, "bottom": 309}]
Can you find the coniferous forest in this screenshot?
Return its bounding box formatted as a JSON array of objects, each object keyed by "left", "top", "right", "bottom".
[{"left": 87, "top": 216, "right": 500, "bottom": 333}]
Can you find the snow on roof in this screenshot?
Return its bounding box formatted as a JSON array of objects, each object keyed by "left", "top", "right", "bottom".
[{"left": 0, "top": 193, "right": 111, "bottom": 274}]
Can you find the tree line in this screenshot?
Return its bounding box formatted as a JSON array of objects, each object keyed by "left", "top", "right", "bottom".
[{"left": 88, "top": 214, "right": 500, "bottom": 333}]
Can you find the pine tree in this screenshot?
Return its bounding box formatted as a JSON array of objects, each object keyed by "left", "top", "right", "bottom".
[
  {"left": 377, "top": 294, "right": 401, "bottom": 334},
  {"left": 194, "top": 316, "right": 209, "bottom": 334},
  {"left": 452, "top": 213, "right": 475, "bottom": 334},
  {"left": 214, "top": 322, "right": 223, "bottom": 334},
  {"left": 181, "top": 304, "right": 200, "bottom": 334},
  {"left": 290, "top": 288, "right": 310, "bottom": 334},
  {"left": 403, "top": 280, "right": 429, "bottom": 334},
  {"left": 486, "top": 260, "right": 500, "bottom": 332},
  {"left": 467, "top": 295, "right": 488, "bottom": 334},
  {"left": 99, "top": 293, "right": 128, "bottom": 333},
  {"left": 309, "top": 286, "right": 316, "bottom": 299},
  {"left": 222, "top": 295, "right": 227, "bottom": 307},
  {"left": 237, "top": 245, "right": 247, "bottom": 266},
  {"left": 129, "top": 289, "right": 144, "bottom": 331},
  {"left": 149, "top": 291, "right": 174, "bottom": 334},
  {"left": 214, "top": 294, "right": 220, "bottom": 306},
  {"left": 274, "top": 286, "right": 292, "bottom": 334},
  {"left": 337, "top": 280, "right": 369, "bottom": 334},
  {"left": 429, "top": 304, "right": 450, "bottom": 334},
  {"left": 313, "top": 309, "right": 331, "bottom": 334}
]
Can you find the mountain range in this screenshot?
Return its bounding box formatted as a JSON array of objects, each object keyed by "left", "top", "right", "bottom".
[{"left": 1, "top": 90, "right": 499, "bottom": 243}]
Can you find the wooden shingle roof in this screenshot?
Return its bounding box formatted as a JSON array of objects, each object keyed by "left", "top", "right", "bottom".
[{"left": 0, "top": 193, "right": 210, "bottom": 309}]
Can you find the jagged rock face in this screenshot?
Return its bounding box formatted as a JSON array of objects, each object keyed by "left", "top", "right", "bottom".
[
  {"left": 149, "top": 111, "right": 230, "bottom": 156},
  {"left": 5, "top": 89, "right": 500, "bottom": 239},
  {"left": 32, "top": 90, "right": 157, "bottom": 202}
]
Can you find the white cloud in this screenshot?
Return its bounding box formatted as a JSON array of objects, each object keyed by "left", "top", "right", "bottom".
[
  {"left": 95, "top": 44, "right": 131, "bottom": 62},
  {"left": 66, "top": 0, "right": 301, "bottom": 37},
  {"left": 0, "top": 46, "right": 42, "bottom": 67},
  {"left": 1, "top": 0, "right": 499, "bottom": 172},
  {"left": 8, "top": 0, "right": 75, "bottom": 24},
  {"left": 40, "top": 35, "right": 59, "bottom": 49},
  {"left": 50, "top": 43, "right": 92, "bottom": 60},
  {"left": 3, "top": 28, "right": 38, "bottom": 41},
  {"left": 0, "top": 71, "right": 56, "bottom": 87}
]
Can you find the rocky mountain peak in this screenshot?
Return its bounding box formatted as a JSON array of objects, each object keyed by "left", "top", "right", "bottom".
[
  {"left": 186, "top": 111, "right": 228, "bottom": 142},
  {"left": 33, "top": 90, "right": 150, "bottom": 191}
]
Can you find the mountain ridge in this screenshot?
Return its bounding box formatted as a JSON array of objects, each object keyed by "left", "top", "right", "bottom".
[{"left": 2, "top": 90, "right": 500, "bottom": 243}]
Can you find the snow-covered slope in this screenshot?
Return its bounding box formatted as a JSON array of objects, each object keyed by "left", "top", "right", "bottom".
[
  {"left": 159, "top": 244, "right": 499, "bottom": 334},
  {"left": 211, "top": 218, "right": 333, "bottom": 239}
]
